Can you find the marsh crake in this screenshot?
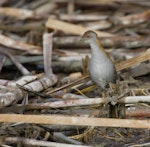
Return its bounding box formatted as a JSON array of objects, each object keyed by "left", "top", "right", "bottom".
[{"left": 81, "top": 30, "right": 116, "bottom": 89}]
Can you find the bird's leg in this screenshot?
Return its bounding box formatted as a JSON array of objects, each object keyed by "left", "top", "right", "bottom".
[
  {"left": 109, "top": 83, "right": 117, "bottom": 93},
  {"left": 104, "top": 82, "right": 120, "bottom": 118},
  {"left": 101, "top": 91, "right": 106, "bottom": 99},
  {"left": 99, "top": 87, "right": 114, "bottom": 118}
]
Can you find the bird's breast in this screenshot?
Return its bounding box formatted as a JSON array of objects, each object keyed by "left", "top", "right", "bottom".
[
  {"left": 89, "top": 40, "right": 116, "bottom": 87},
  {"left": 89, "top": 57, "right": 116, "bottom": 87}
]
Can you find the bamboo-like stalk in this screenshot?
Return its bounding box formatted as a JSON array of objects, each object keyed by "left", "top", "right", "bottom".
[
  {"left": 115, "top": 49, "right": 150, "bottom": 71},
  {"left": 0, "top": 114, "right": 149, "bottom": 129},
  {"left": 46, "top": 18, "right": 114, "bottom": 37},
  {"left": 25, "top": 96, "right": 150, "bottom": 109},
  {"left": 0, "top": 34, "right": 41, "bottom": 54}
]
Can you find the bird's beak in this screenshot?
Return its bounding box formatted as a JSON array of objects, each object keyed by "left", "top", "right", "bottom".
[{"left": 79, "top": 37, "right": 85, "bottom": 43}]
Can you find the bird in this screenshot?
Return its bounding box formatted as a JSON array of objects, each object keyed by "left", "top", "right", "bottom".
[
  {"left": 81, "top": 30, "right": 116, "bottom": 90},
  {"left": 81, "top": 30, "right": 118, "bottom": 118}
]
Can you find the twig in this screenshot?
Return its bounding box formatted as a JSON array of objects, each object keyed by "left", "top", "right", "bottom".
[
  {"left": 1, "top": 137, "right": 90, "bottom": 147},
  {"left": 7, "top": 53, "right": 30, "bottom": 75},
  {"left": 47, "top": 75, "right": 89, "bottom": 94}
]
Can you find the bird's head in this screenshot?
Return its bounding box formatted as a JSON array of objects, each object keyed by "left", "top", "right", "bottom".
[{"left": 80, "top": 30, "right": 97, "bottom": 43}]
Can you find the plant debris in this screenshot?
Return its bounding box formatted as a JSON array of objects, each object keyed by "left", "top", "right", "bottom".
[{"left": 0, "top": 0, "right": 150, "bottom": 146}]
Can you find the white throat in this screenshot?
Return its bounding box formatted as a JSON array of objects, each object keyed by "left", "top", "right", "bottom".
[{"left": 89, "top": 41, "right": 109, "bottom": 62}]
